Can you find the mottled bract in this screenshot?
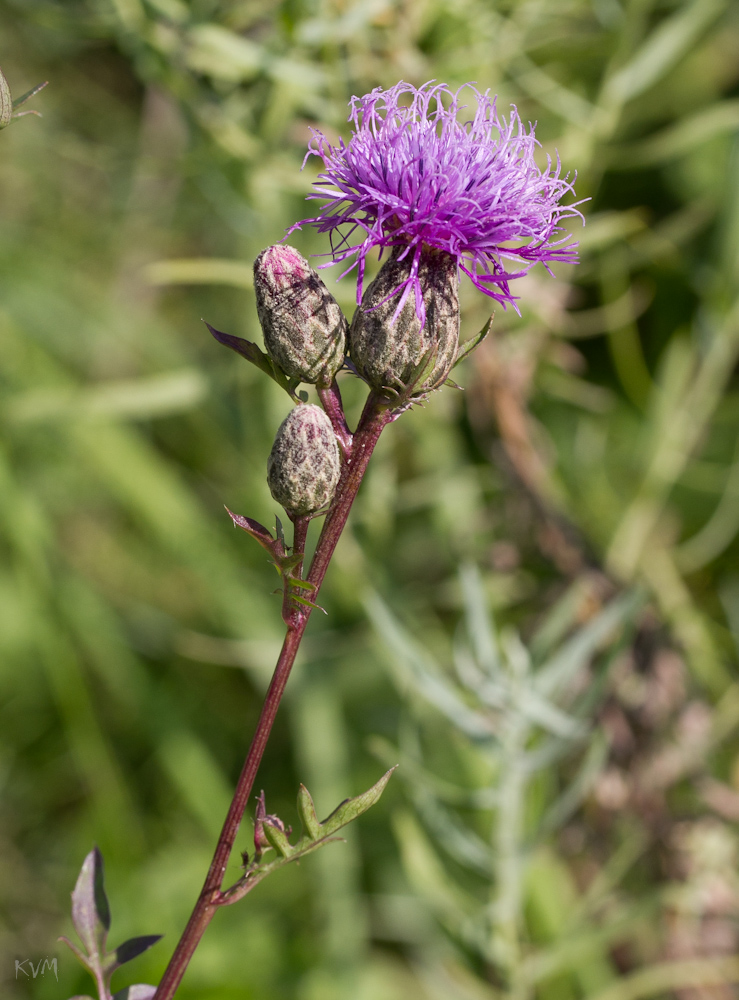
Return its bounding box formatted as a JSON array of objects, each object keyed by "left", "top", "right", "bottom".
[
  {"left": 267, "top": 404, "right": 340, "bottom": 516},
  {"left": 349, "top": 248, "right": 459, "bottom": 397},
  {"left": 255, "top": 245, "right": 347, "bottom": 386}
]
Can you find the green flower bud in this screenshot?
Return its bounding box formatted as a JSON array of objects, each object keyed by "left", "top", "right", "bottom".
[
  {"left": 254, "top": 245, "right": 347, "bottom": 387},
  {"left": 267, "top": 404, "right": 340, "bottom": 516},
  {"left": 348, "top": 248, "right": 459, "bottom": 398}
]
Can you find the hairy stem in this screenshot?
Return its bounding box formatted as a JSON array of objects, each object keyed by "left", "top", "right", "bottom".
[{"left": 153, "top": 394, "right": 390, "bottom": 1000}]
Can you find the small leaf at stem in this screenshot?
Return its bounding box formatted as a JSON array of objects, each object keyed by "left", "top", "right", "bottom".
[
  {"left": 278, "top": 552, "right": 304, "bottom": 573},
  {"left": 263, "top": 818, "right": 294, "bottom": 858},
  {"left": 12, "top": 79, "right": 48, "bottom": 109},
  {"left": 112, "top": 986, "right": 157, "bottom": 1000},
  {"left": 275, "top": 516, "right": 286, "bottom": 549},
  {"left": 205, "top": 322, "right": 300, "bottom": 398},
  {"left": 289, "top": 594, "right": 327, "bottom": 613},
  {"left": 71, "top": 847, "right": 111, "bottom": 960},
  {"left": 225, "top": 508, "right": 276, "bottom": 553},
  {"left": 221, "top": 768, "right": 397, "bottom": 906},
  {"left": 297, "top": 784, "right": 322, "bottom": 840}
]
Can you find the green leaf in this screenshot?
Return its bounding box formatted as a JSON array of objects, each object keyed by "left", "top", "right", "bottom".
[
  {"left": 222, "top": 769, "right": 396, "bottom": 903},
  {"left": 318, "top": 768, "right": 396, "bottom": 838},
  {"left": 263, "top": 819, "right": 294, "bottom": 858},
  {"left": 453, "top": 316, "right": 493, "bottom": 368},
  {"left": 297, "top": 784, "right": 323, "bottom": 840},
  {"left": 12, "top": 80, "right": 48, "bottom": 110}
]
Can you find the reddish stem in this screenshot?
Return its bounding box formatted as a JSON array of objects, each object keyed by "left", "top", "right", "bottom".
[
  {"left": 317, "top": 380, "right": 353, "bottom": 459},
  {"left": 153, "top": 395, "right": 390, "bottom": 1000},
  {"left": 281, "top": 514, "right": 309, "bottom": 628}
]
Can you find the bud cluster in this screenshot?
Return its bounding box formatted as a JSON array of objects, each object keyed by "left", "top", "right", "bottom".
[{"left": 218, "top": 241, "right": 466, "bottom": 524}]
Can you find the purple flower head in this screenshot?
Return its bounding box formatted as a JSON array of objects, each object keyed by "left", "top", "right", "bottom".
[{"left": 292, "top": 81, "right": 583, "bottom": 324}]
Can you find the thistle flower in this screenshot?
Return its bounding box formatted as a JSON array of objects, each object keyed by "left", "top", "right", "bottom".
[{"left": 293, "top": 80, "right": 582, "bottom": 323}]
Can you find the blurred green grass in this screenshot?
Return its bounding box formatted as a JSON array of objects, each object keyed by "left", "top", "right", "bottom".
[{"left": 1, "top": 1, "right": 739, "bottom": 998}]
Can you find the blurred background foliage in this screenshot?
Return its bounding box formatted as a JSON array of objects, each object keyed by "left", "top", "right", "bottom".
[{"left": 2, "top": 0, "right": 739, "bottom": 997}]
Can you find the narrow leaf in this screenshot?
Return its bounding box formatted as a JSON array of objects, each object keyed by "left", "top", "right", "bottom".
[
  {"left": 320, "top": 767, "right": 396, "bottom": 838},
  {"left": 289, "top": 594, "right": 327, "bottom": 613},
  {"left": 205, "top": 322, "right": 299, "bottom": 397},
  {"left": 12, "top": 79, "right": 48, "bottom": 109},
  {"left": 71, "top": 847, "right": 111, "bottom": 959},
  {"left": 453, "top": 316, "right": 493, "bottom": 368},
  {"left": 111, "top": 935, "right": 163, "bottom": 971},
  {"left": 297, "top": 784, "right": 322, "bottom": 840},
  {"left": 58, "top": 935, "right": 92, "bottom": 971},
  {"left": 225, "top": 508, "right": 277, "bottom": 555}
]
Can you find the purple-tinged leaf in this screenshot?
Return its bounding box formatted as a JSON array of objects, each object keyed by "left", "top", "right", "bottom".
[
  {"left": 112, "top": 986, "right": 157, "bottom": 1000},
  {"left": 225, "top": 508, "right": 278, "bottom": 555},
  {"left": 115, "top": 935, "right": 162, "bottom": 967},
  {"left": 204, "top": 322, "right": 300, "bottom": 398},
  {"left": 71, "top": 847, "right": 110, "bottom": 959},
  {"left": 253, "top": 790, "right": 270, "bottom": 855},
  {"left": 103, "top": 935, "right": 162, "bottom": 975}
]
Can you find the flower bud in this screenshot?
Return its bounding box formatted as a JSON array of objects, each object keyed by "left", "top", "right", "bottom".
[
  {"left": 254, "top": 245, "right": 347, "bottom": 387},
  {"left": 267, "top": 404, "right": 340, "bottom": 516},
  {"left": 348, "top": 248, "right": 460, "bottom": 397}
]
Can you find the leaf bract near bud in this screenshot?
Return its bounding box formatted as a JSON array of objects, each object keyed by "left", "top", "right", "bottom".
[
  {"left": 254, "top": 245, "right": 347, "bottom": 387},
  {"left": 349, "top": 247, "right": 460, "bottom": 398},
  {"left": 267, "top": 404, "right": 341, "bottom": 517}
]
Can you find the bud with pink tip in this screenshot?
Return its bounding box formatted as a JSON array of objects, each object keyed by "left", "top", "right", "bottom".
[{"left": 254, "top": 245, "right": 347, "bottom": 387}]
